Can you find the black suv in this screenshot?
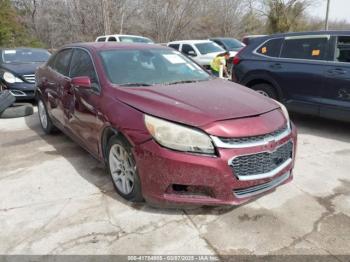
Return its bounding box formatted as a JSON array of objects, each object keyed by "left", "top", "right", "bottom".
[
  {"left": 0, "top": 48, "right": 50, "bottom": 100},
  {"left": 232, "top": 31, "right": 350, "bottom": 122}
]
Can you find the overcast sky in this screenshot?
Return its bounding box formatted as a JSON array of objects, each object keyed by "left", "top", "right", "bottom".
[{"left": 310, "top": 0, "right": 350, "bottom": 22}]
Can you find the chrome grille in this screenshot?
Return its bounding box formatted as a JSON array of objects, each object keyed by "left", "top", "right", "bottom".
[
  {"left": 219, "top": 125, "right": 288, "bottom": 145},
  {"left": 230, "top": 141, "right": 293, "bottom": 179},
  {"left": 22, "top": 74, "right": 35, "bottom": 83}
]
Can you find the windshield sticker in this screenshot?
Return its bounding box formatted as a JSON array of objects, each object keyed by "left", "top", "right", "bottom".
[
  {"left": 4, "top": 50, "right": 16, "bottom": 54},
  {"left": 163, "top": 54, "right": 186, "bottom": 64},
  {"left": 312, "top": 49, "right": 320, "bottom": 56}
]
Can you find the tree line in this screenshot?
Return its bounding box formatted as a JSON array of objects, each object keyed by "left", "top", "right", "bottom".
[{"left": 0, "top": 0, "right": 349, "bottom": 48}]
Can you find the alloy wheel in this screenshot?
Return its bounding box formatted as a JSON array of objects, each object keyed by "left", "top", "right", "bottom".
[
  {"left": 38, "top": 100, "right": 48, "bottom": 129},
  {"left": 256, "top": 90, "right": 270, "bottom": 97},
  {"left": 109, "top": 144, "right": 136, "bottom": 195}
]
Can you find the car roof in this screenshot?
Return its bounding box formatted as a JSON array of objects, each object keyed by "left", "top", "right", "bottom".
[
  {"left": 168, "top": 40, "right": 213, "bottom": 44},
  {"left": 209, "top": 37, "right": 238, "bottom": 40},
  {"left": 243, "top": 35, "right": 267, "bottom": 38},
  {"left": 97, "top": 34, "right": 150, "bottom": 39},
  {"left": 0, "top": 47, "right": 48, "bottom": 51},
  {"left": 265, "top": 30, "right": 350, "bottom": 39},
  {"left": 63, "top": 42, "right": 169, "bottom": 52}
]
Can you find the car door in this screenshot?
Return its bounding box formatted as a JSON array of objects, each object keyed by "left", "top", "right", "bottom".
[
  {"left": 45, "top": 48, "right": 73, "bottom": 127},
  {"left": 320, "top": 35, "right": 350, "bottom": 121},
  {"left": 66, "top": 48, "right": 103, "bottom": 156},
  {"left": 276, "top": 35, "right": 331, "bottom": 115}
]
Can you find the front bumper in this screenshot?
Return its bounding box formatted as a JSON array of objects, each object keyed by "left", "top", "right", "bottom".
[
  {"left": 133, "top": 123, "right": 297, "bottom": 207},
  {"left": 1, "top": 82, "right": 36, "bottom": 100}
]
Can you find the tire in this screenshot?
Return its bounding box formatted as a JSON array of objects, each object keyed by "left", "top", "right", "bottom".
[
  {"left": 0, "top": 90, "right": 15, "bottom": 114},
  {"left": 251, "top": 83, "right": 278, "bottom": 100},
  {"left": 37, "top": 97, "right": 57, "bottom": 134},
  {"left": 107, "top": 136, "right": 144, "bottom": 202},
  {"left": 0, "top": 103, "right": 33, "bottom": 118}
]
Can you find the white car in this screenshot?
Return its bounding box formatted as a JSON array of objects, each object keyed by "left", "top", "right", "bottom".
[
  {"left": 167, "top": 40, "right": 234, "bottom": 68},
  {"left": 96, "top": 34, "right": 154, "bottom": 44}
]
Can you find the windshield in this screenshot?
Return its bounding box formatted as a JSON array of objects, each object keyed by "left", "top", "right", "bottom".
[
  {"left": 2, "top": 49, "right": 50, "bottom": 63},
  {"left": 220, "top": 39, "right": 245, "bottom": 50},
  {"left": 100, "top": 49, "right": 211, "bottom": 86},
  {"left": 194, "top": 42, "right": 223, "bottom": 55},
  {"left": 119, "top": 36, "right": 154, "bottom": 44}
]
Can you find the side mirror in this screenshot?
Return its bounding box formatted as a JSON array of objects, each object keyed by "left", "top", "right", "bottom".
[
  {"left": 187, "top": 50, "right": 196, "bottom": 57},
  {"left": 71, "top": 76, "right": 91, "bottom": 89}
]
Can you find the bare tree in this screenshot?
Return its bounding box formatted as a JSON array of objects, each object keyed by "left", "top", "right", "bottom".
[
  {"left": 10, "top": 0, "right": 342, "bottom": 49},
  {"left": 144, "top": 0, "right": 200, "bottom": 42}
]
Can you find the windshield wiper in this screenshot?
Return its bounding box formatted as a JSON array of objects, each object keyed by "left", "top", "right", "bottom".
[
  {"left": 164, "top": 80, "right": 204, "bottom": 85},
  {"left": 120, "top": 83, "right": 152, "bottom": 87}
]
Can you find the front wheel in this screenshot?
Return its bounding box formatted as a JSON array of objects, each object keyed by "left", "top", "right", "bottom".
[
  {"left": 107, "top": 136, "right": 144, "bottom": 202},
  {"left": 37, "top": 98, "right": 57, "bottom": 134},
  {"left": 251, "top": 83, "right": 278, "bottom": 100}
]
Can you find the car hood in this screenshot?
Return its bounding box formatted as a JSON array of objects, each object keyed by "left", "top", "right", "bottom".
[
  {"left": 113, "top": 79, "right": 279, "bottom": 127},
  {"left": 0, "top": 62, "right": 43, "bottom": 75}
]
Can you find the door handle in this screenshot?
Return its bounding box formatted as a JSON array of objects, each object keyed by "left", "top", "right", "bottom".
[
  {"left": 270, "top": 63, "right": 282, "bottom": 69},
  {"left": 328, "top": 68, "right": 346, "bottom": 75}
]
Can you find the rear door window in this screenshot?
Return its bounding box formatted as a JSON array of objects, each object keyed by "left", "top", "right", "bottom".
[
  {"left": 168, "top": 44, "right": 180, "bottom": 50},
  {"left": 108, "top": 36, "right": 117, "bottom": 42},
  {"left": 257, "top": 38, "right": 283, "bottom": 57},
  {"left": 335, "top": 36, "right": 350, "bottom": 63},
  {"left": 53, "top": 49, "right": 73, "bottom": 76},
  {"left": 97, "top": 37, "right": 106, "bottom": 42},
  {"left": 281, "top": 36, "right": 329, "bottom": 61}
]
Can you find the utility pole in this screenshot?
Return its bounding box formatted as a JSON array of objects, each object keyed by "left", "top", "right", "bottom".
[
  {"left": 325, "top": 0, "right": 330, "bottom": 30},
  {"left": 102, "top": 0, "right": 111, "bottom": 35}
]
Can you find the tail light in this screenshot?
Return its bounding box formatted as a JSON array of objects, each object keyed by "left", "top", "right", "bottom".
[
  {"left": 233, "top": 47, "right": 246, "bottom": 65},
  {"left": 233, "top": 55, "right": 241, "bottom": 65}
]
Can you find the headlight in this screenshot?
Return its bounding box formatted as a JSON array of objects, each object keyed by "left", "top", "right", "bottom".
[
  {"left": 144, "top": 115, "right": 215, "bottom": 154},
  {"left": 2, "top": 72, "right": 23, "bottom": 84},
  {"left": 275, "top": 100, "right": 291, "bottom": 129}
]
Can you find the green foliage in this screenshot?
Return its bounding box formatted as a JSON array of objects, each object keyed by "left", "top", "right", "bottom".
[
  {"left": 0, "top": 0, "right": 44, "bottom": 48},
  {"left": 265, "top": 0, "right": 310, "bottom": 34}
]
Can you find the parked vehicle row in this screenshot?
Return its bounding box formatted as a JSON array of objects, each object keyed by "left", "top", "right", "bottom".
[
  {"left": 35, "top": 42, "right": 297, "bottom": 207},
  {"left": 0, "top": 48, "right": 51, "bottom": 100},
  {"left": 167, "top": 38, "right": 245, "bottom": 69},
  {"left": 232, "top": 30, "right": 350, "bottom": 122}
]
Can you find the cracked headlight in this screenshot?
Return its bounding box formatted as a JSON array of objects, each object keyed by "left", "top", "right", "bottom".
[
  {"left": 3, "top": 71, "right": 23, "bottom": 84},
  {"left": 144, "top": 115, "right": 215, "bottom": 154}
]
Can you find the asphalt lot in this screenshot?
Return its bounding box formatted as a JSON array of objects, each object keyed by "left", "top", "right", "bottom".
[{"left": 0, "top": 108, "right": 350, "bottom": 257}]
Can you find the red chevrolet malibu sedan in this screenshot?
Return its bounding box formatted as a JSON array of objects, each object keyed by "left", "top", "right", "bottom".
[{"left": 35, "top": 43, "right": 297, "bottom": 207}]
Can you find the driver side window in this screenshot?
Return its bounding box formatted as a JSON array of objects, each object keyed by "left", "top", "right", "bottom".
[{"left": 69, "top": 49, "right": 99, "bottom": 90}]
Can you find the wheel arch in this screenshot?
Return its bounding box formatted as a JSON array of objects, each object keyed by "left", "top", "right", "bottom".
[
  {"left": 242, "top": 73, "right": 284, "bottom": 101},
  {"left": 100, "top": 126, "right": 132, "bottom": 163}
]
